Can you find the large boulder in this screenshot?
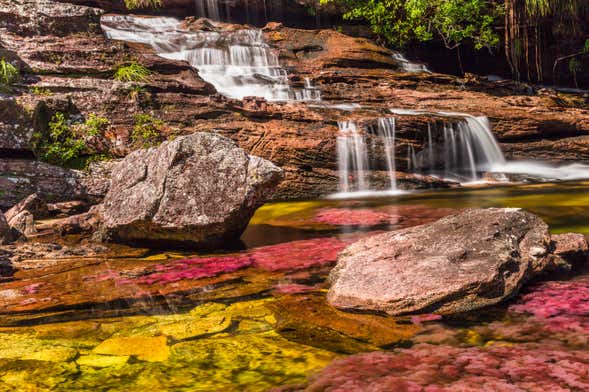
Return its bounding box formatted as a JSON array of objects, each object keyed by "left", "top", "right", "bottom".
[
  {"left": 328, "top": 208, "right": 588, "bottom": 316},
  {"left": 98, "top": 132, "right": 283, "bottom": 248}
]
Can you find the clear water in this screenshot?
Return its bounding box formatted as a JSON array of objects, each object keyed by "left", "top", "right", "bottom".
[{"left": 1, "top": 181, "right": 588, "bottom": 390}]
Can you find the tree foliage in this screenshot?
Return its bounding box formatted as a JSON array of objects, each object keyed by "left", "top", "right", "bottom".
[{"left": 320, "top": 0, "right": 501, "bottom": 51}]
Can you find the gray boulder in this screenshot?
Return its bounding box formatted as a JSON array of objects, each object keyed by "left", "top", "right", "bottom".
[
  {"left": 98, "top": 132, "right": 283, "bottom": 248},
  {"left": 328, "top": 208, "right": 587, "bottom": 316}
]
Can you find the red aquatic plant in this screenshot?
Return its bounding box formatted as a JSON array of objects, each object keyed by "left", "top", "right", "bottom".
[
  {"left": 126, "top": 255, "right": 254, "bottom": 285},
  {"left": 509, "top": 279, "right": 589, "bottom": 334},
  {"left": 251, "top": 237, "right": 348, "bottom": 271},
  {"left": 284, "top": 344, "right": 589, "bottom": 391},
  {"left": 314, "top": 208, "right": 401, "bottom": 226}
]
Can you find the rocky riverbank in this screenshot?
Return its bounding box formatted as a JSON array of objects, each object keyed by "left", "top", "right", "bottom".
[{"left": 1, "top": 0, "right": 589, "bottom": 208}]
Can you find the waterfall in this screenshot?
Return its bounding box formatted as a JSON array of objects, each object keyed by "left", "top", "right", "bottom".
[
  {"left": 336, "top": 118, "right": 398, "bottom": 195},
  {"left": 195, "top": 0, "right": 221, "bottom": 21},
  {"left": 100, "top": 15, "right": 320, "bottom": 102},
  {"left": 392, "top": 52, "right": 430, "bottom": 73},
  {"left": 390, "top": 109, "right": 507, "bottom": 181},
  {"left": 391, "top": 108, "right": 589, "bottom": 182},
  {"left": 376, "top": 117, "right": 397, "bottom": 190},
  {"left": 337, "top": 121, "right": 369, "bottom": 193}
]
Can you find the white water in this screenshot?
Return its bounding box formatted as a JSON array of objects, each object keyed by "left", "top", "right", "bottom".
[
  {"left": 335, "top": 117, "right": 401, "bottom": 196},
  {"left": 195, "top": 0, "right": 221, "bottom": 21},
  {"left": 337, "top": 121, "right": 369, "bottom": 193},
  {"left": 390, "top": 108, "right": 589, "bottom": 182},
  {"left": 101, "top": 15, "right": 320, "bottom": 102},
  {"left": 392, "top": 53, "right": 430, "bottom": 73}
]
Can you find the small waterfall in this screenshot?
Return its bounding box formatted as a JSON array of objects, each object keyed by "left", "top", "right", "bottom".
[
  {"left": 390, "top": 109, "right": 506, "bottom": 181},
  {"left": 101, "top": 15, "right": 320, "bottom": 102},
  {"left": 376, "top": 117, "right": 397, "bottom": 190},
  {"left": 392, "top": 52, "right": 430, "bottom": 73},
  {"left": 195, "top": 0, "right": 221, "bottom": 21},
  {"left": 336, "top": 118, "right": 398, "bottom": 194},
  {"left": 337, "top": 121, "right": 369, "bottom": 193}
]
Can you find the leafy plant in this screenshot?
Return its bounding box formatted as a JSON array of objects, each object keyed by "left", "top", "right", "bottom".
[
  {"left": 0, "top": 58, "right": 19, "bottom": 87},
  {"left": 30, "top": 86, "right": 53, "bottom": 96},
  {"left": 124, "top": 0, "right": 162, "bottom": 9},
  {"left": 82, "top": 113, "right": 109, "bottom": 137},
  {"left": 39, "top": 112, "right": 86, "bottom": 166},
  {"left": 132, "top": 113, "right": 165, "bottom": 148},
  {"left": 36, "top": 112, "right": 110, "bottom": 167},
  {"left": 114, "top": 62, "right": 151, "bottom": 83}
]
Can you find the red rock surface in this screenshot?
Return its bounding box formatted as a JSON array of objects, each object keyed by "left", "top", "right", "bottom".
[{"left": 2, "top": 0, "right": 589, "bottom": 204}]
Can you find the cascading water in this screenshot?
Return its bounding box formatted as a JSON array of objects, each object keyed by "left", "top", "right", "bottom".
[
  {"left": 101, "top": 15, "right": 320, "bottom": 102},
  {"left": 392, "top": 53, "right": 431, "bottom": 73},
  {"left": 335, "top": 118, "right": 399, "bottom": 196},
  {"left": 195, "top": 0, "right": 222, "bottom": 21},
  {"left": 337, "top": 121, "right": 369, "bottom": 193},
  {"left": 391, "top": 108, "right": 589, "bottom": 183},
  {"left": 377, "top": 117, "right": 397, "bottom": 190}
]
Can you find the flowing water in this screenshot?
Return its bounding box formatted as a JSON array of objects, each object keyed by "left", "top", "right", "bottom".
[
  {"left": 388, "top": 108, "right": 589, "bottom": 184},
  {"left": 1, "top": 182, "right": 589, "bottom": 390},
  {"left": 101, "top": 15, "right": 319, "bottom": 101}
]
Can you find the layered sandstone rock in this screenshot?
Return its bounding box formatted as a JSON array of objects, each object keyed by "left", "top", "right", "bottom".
[{"left": 1, "top": 0, "right": 588, "bottom": 203}]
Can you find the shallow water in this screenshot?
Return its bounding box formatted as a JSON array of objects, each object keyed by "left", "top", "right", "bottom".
[{"left": 1, "top": 181, "right": 588, "bottom": 390}]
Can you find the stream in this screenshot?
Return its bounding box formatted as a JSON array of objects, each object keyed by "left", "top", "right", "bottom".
[{"left": 0, "top": 181, "right": 588, "bottom": 390}]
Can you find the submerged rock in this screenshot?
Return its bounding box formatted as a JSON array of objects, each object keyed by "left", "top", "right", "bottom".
[
  {"left": 328, "top": 208, "right": 586, "bottom": 316},
  {"left": 98, "top": 132, "right": 283, "bottom": 248},
  {"left": 269, "top": 295, "right": 419, "bottom": 354}
]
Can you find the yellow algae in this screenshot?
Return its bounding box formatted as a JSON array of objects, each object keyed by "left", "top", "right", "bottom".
[
  {"left": 93, "top": 336, "right": 170, "bottom": 362},
  {"left": 171, "top": 331, "right": 338, "bottom": 390},
  {"left": 226, "top": 298, "right": 274, "bottom": 318},
  {"left": 464, "top": 329, "right": 484, "bottom": 346},
  {"left": 21, "top": 347, "right": 77, "bottom": 362},
  {"left": 249, "top": 201, "right": 323, "bottom": 226},
  {"left": 77, "top": 354, "right": 130, "bottom": 368},
  {"left": 158, "top": 312, "right": 231, "bottom": 340},
  {"left": 142, "top": 252, "right": 187, "bottom": 261},
  {"left": 189, "top": 302, "right": 227, "bottom": 316}
]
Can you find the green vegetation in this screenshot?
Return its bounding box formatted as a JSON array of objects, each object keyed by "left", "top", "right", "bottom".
[
  {"left": 35, "top": 112, "right": 109, "bottom": 168},
  {"left": 82, "top": 113, "right": 110, "bottom": 137},
  {"left": 321, "top": 0, "right": 588, "bottom": 83},
  {"left": 30, "top": 86, "right": 53, "bottom": 96},
  {"left": 39, "top": 112, "right": 86, "bottom": 166},
  {"left": 0, "top": 58, "right": 19, "bottom": 88},
  {"left": 123, "top": 0, "right": 162, "bottom": 9},
  {"left": 114, "top": 62, "right": 151, "bottom": 83},
  {"left": 132, "top": 113, "right": 165, "bottom": 148},
  {"left": 320, "top": 0, "right": 500, "bottom": 50}
]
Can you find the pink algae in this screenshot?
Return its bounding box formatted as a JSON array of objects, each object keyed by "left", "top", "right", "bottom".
[
  {"left": 251, "top": 237, "right": 347, "bottom": 271},
  {"left": 288, "top": 344, "right": 589, "bottom": 391},
  {"left": 509, "top": 279, "right": 589, "bottom": 333},
  {"left": 314, "top": 208, "right": 400, "bottom": 226},
  {"left": 127, "top": 255, "right": 254, "bottom": 285},
  {"left": 119, "top": 237, "right": 348, "bottom": 285}
]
